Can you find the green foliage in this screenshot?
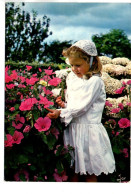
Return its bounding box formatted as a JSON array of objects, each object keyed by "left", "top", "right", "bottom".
[
  {"left": 5, "top": 59, "right": 130, "bottom": 182},
  {"left": 5, "top": 60, "right": 69, "bottom": 72},
  {"left": 5, "top": 63, "right": 72, "bottom": 181},
  {"left": 92, "top": 29, "right": 131, "bottom": 58},
  {"left": 102, "top": 84, "right": 130, "bottom": 182},
  {"left": 5, "top": 2, "right": 52, "bottom": 62},
  {"left": 42, "top": 40, "right": 72, "bottom": 63}
]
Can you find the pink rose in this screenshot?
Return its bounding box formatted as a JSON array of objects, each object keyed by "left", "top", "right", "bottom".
[
  {"left": 53, "top": 169, "right": 68, "bottom": 182},
  {"left": 48, "top": 77, "right": 61, "bottom": 86},
  {"left": 111, "top": 108, "right": 121, "bottom": 114},
  {"left": 18, "top": 84, "right": 26, "bottom": 88},
  {"left": 43, "top": 87, "right": 53, "bottom": 95},
  {"left": 118, "top": 118, "right": 130, "bottom": 128},
  {"left": 112, "top": 130, "right": 115, "bottom": 135},
  {"left": 32, "top": 73, "right": 37, "bottom": 77},
  {"left": 19, "top": 98, "right": 38, "bottom": 111},
  {"left": 9, "top": 107, "right": 15, "bottom": 111},
  {"left": 34, "top": 117, "right": 51, "bottom": 132},
  {"left": 23, "top": 125, "right": 31, "bottom": 133},
  {"left": 12, "top": 131, "right": 24, "bottom": 144},
  {"left": 39, "top": 68, "right": 42, "bottom": 72},
  {"left": 26, "top": 65, "right": 32, "bottom": 71},
  {"left": 33, "top": 176, "right": 38, "bottom": 181},
  {"left": 122, "top": 81, "right": 126, "bottom": 86},
  {"left": 5, "top": 66, "right": 10, "bottom": 72},
  {"left": 5, "top": 134, "right": 14, "bottom": 147},
  {"left": 5, "top": 74, "right": 12, "bottom": 83},
  {"left": 44, "top": 68, "right": 53, "bottom": 75},
  {"left": 115, "top": 87, "right": 125, "bottom": 94},
  {"left": 118, "top": 103, "right": 124, "bottom": 110},
  {"left": 115, "top": 132, "right": 120, "bottom": 136},
  {"left": 43, "top": 75, "right": 51, "bottom": 81},
  {"left": 12, "top": 114, "right": 25, "bottom": 129},
  {"left": 6, "top": 84, "right": 15, "bottom": 89},
  {"left": 19, "top": 75, "right": 26, "bottom": 83},
  {"left": 26, "top": 77, "right": 39, "bottom": 85},
  {"left": 14, "top": 169, "right": 29, "bottom": 181},
  {"left": 50, "top": 128, "right": 60, "bottom": 140},
  {"left": 121, "top": 148, "right": 129, "bottom": 158},
  {"left": 126, "top": 102, "right": 131, "bottom": 107},
  {"left": 105, "top": 101, "right": 112, "bottom": 107},
  {"left": 126, "top": 80, "right": 131, "bottom": 85},
  {"left": 39, "top": 95, "right": 54, "bottom": 108},
  {"left": 10, "top": 70, "right": 18, "bottom": 80}
]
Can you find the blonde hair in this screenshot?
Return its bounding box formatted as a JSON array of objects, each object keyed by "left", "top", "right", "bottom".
[{"left": 63, "top": 46, "right": 102, "bottom": 79}]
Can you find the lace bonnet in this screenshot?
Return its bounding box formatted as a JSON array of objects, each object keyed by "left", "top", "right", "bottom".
[{"left": 66, "top": 40, "right": 98, "bottom": 68}]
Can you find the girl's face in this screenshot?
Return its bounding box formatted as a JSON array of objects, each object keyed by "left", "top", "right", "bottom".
[{"left": 69, "top": 57, "right": 90, "bottom": 78}]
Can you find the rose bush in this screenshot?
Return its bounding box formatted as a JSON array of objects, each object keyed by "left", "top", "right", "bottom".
[
  {"left": 5, "top": 57, "right": 130, "bottom": 182},
  {"left": 5, "top": 64, "right": 72, "bottom": 181}
]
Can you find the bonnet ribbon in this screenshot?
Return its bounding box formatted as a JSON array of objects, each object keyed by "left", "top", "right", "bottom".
[{"left": 90, "top": 56, "right": 93, "bottom": 68}]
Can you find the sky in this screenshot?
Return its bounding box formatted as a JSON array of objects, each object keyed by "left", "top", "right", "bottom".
[{"left": 18, "top": 1, "right": 131, "bottom": 44}]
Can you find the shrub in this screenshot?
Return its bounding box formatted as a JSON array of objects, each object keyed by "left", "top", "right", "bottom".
[
  {"left": 101, "top": 57, "right": 131, "bottom": 182},
  {"left": 5, "top": 57, "right": 130, "bottom": 182},
  {"left": 5, "top": 64, "right": 72, "bottom": 181}
]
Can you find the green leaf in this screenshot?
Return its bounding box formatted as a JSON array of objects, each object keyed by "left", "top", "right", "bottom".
[
  {"left": 19, "top": 173, "right": 26, "bottom": 181},
  {"left": 14, "top": 104, "right": 19, "bottom": 110},
  {"left": 7, "top": 127, "right": 15, "bottom": 135},
  {"left": 26, "top": 111, "right": 32, "bottom": 118},
  {"left": 31, "top": 119, "right": 34, "bottom": 128},
  {"left": 37, "top": 176, "right": 45, "bottom": 181},
  {"left": 4, "top": 133, "right": 7, "bottom": 140},
  {"left": 118, "top": 160, "right": 126, "bottom": 170},
  {"left": 40, "top": 133, "right": 48, "bottom": 144},
  {"left": 8, "top": 111, "right": 20, "bottom": 121},
  {"left": 55, "top": 145, "right": 63, "bottom": 156},
  {"left": 113, "top": 146, "right": 121, "bottom": 154},
  {"left": 56, "top": 160, "right": 64, "bottom": 174},
  {"left": 29, "top": 165, "right": 36, "bottom": 171},
  {"left": 32, "top": 109, "right": 40, "bottom": 121},
  {"left": 11, "top": 111, "right": 20, "bottom": 117},
  {"left": 23, "top": 144, "right": 34, "bottom": 154},
  {"left": 40, "top": 132, "right": 57, "bottom": 149},
  {"left": 46, "top": 134, "right": 57, "bottom": 150},
  {"left": 18, "top": 154, "right": 28, "bottom": 164}
]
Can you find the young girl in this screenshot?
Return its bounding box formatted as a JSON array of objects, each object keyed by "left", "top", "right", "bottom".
[{"left": 47, "top": 40, "right": 115, "bottom": 182}]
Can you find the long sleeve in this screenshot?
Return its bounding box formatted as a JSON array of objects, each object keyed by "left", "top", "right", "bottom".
[{"left": 59, "top": 76, "right": 103, "bottom": 126}]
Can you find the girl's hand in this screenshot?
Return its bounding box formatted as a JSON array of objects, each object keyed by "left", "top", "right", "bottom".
[
  {"left": 46, "top": 108, "right": 61, "bottom": 119},
  {"left": 56, "top": 96, "right": 65, "bottom": 108}
]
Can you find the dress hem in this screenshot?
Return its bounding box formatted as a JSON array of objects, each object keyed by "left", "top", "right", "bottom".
[{"left": 74, "top": 168, "right": 116, "bottom": 176}]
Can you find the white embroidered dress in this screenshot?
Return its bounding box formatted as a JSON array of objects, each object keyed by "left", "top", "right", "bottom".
[{"left": 59, "top": 71, "right": 116, "bottom": 176}]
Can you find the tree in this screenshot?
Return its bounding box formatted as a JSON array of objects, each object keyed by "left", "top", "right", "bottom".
[
  {"left": 92, "top": 29, "right": 131, "bottom": 58},
  {"left": 5, "top": 2, "right": 52, "bottom": 62},
  {"left": 42, "top": 40, "right": 72, "bottom": 63}
]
